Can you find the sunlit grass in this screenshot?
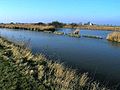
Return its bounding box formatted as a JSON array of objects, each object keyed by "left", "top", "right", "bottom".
[
  {"left": 0, "top": 24, "right": 55, "bottom": 32},
  {"left": 0, "top": 37, "right": 110, "bottom": 90},
  {"left": 64, "top": 25, "right": 120, "bottom": 31},
  {"left": 107, "top": 32, "right": 120, "bottom": 42}
]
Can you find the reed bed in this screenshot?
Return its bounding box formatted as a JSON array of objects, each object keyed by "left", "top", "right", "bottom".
[
  {"left": 0, "top": 37, "right": 109, "bottom": 90},
  {"left": 0, "top": 24, "right": 55, "bottom": 32},
  {"left": 64, "top": 25, "right": 120, "bottom": 31},
  {"left": 107, "top": 32, "right": 120, "bottom": 42}
]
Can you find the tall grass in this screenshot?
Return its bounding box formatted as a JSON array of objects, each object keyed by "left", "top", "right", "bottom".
[
  {"left": 0, "top": 24, "right": 55, "bottom": 32},
  {"left": 107, "top": 32, "right": 120, "bottom": 42},
  {"left": 0, "top": 37, "right": 110, "bottom": 90},
  {"left": 64, "top": 25, "right": 120, "bottom": 31}
]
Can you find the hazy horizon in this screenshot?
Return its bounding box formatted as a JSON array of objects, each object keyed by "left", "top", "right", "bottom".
[{"left": 0, "top": 0, "right": 120, "bottom": 25}]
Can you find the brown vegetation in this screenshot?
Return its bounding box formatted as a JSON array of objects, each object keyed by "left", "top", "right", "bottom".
[
  {"left": 107, "top": 32, "right": 120, "bottom": 42},
  {"left": 0, "top": 37, "right": 109, "bottom": 90},
  {"left": 64, "top": 25, "right": 120, "bottom": 31},
  {"left": 0, "top": 24, "right": 55, "bottom": 31}
]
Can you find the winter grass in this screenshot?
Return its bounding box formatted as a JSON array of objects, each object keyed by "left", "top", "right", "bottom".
[{"left": 0, "top": 37, "right": 109, "bottom": 90}]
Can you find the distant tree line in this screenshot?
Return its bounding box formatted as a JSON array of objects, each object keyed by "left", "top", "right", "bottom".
[
  {"left": 34, "top": 21, "right": 65, "bottom": 28},
  {"left": 0, "top": 21, "right": 119, "bottom": 27}
]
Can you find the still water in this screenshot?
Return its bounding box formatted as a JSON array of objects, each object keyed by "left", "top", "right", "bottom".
[{"left": 0, "top": 28, "right": 120, "bottom": 86}]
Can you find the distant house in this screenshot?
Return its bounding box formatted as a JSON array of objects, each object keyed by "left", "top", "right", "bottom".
[
  {"left": 84, "top": 22, "right": 93, "bottom": 26},
  {"left": 88, "top": 22, "right": 92, "bottom": 25}
]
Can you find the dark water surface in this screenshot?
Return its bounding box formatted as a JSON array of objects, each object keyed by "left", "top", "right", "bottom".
[{"left": 0, "top": 28, "right": 120, "bottom": 86}]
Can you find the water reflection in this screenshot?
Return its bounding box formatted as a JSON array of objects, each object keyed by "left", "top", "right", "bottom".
[{"left": 108, "top": 41, "right": 120, "bottom": 47}]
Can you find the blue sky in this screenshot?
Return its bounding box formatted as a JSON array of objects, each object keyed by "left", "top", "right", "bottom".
[{"left": 0, "top": 0, "right": 120, "bottom": 25}]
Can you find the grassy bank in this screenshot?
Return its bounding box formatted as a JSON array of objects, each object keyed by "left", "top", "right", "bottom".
[
  {"left": 107, "top": 32, "right": 120, "bottom": 42},
  {"left": 64, "top": 25, "right": 120, "bottom": 31},
  {"left": 0, "top": 37, "right": 110, "bottom": 90},
  {"left": 1, "top": 23, "right": 120, "bottom": 32},
  {"left": 0, "top": 24, "right": 55, "bottom": 32},
  {"left": 53, "top": 31, "right": 64, "bottom": 35}
]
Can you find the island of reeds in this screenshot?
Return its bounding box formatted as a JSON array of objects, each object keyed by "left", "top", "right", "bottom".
[
  {"left": 0, "top": 36, "right": 109, "bottom": 90},
  {"left": 107, "top": 32, "right": 120, "bottom": 42}
]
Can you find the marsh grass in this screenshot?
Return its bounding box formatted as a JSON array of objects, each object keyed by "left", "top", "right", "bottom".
[
  {"left": 66, "top": 33, "right": 81, "bottom": 38},
  {"left": 0, "top": 37, "right": 110, "bottom": 90},
  {"left": 107, "top": 32, "right": 120, "bottom": 42},
  {"left": 0, "top": 24, "right": 55, "bottom": 32},
  {"left": 64, "top": 25, "right": 120, "bottom": 31}
]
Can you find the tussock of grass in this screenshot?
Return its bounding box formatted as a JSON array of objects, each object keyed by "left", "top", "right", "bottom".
[
  {"left": 107, "top": 32, "right": 120, "bottom": 42},
  {"left": 0, "top": 37, "right": 109, "bottom": 90},
  {"left": 66, "top": 33, "right": 81, "bottom": 38}
]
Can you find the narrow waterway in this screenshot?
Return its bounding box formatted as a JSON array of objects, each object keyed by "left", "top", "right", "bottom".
[{"left": 0, "top": 28, "right": 120, "bottom": 86}]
